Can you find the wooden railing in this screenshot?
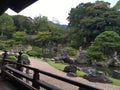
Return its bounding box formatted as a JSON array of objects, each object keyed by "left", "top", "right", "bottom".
[{"left": 0, "top": 51, "right": 101, "bottom": 90}]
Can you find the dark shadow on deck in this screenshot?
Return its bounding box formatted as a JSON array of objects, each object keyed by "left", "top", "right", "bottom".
[
  {"left": 0, "top": 77, "right": 17, "bottom": 90},
  {"left": 0, "top": 76, "right": 37, "bottom": 90}
]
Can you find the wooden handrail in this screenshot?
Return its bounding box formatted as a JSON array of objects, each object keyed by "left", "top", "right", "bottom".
[
  {"left": 1, "top": 59, "right": 101, "bottom": 90},
  {"left": 4, "top": 64, "right": 61, "bottom": 90},
  {"left": 4, "top": 70, "right": 37, "bottom": 90}
]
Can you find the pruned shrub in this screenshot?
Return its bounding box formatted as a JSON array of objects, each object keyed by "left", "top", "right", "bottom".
[
  {"left": 27, "top": 50, "right": 38, "bottom": 57},
  {"left": 63, "top": 47, "right": 77, "bottom": 57},
  {"left": 27, "top": 46, "right": 43, "bottom": 57},
  {"left": 87, "top": 46, "right": 103, "bottom": 59},
  {"left": 22, "top": 54, "right": 29, "bottom": 59},
  {"left": 8, "top": 56, "right": 17, "bottom": 61},
  {"left": 0, "top": 44, "right": 6, "bottom": 50},
  {"left": 87, "top": 31, "right": 120, "bottom": 60}
]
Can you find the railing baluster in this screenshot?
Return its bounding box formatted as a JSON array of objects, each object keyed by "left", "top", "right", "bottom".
[
  {"left": 1, "top": 50, "right": 8, "bottom": 66},
  {"left": 1, "top": 66, "right": 7, "bottom": 80},
  {"left": 32, "top": 69, "right": 40, "bottom": 90},
  {"left": 16, "top": 51, "right": 23, "bottom": 78}
]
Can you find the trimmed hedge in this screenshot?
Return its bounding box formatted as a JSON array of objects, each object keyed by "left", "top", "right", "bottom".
[{"left": 8, "top": 56, "right": 17, "bottom": 61}]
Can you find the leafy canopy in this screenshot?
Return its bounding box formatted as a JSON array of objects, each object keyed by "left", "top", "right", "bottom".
[{"left": 87, "top": 31, "right": 120, "bottom": 59}]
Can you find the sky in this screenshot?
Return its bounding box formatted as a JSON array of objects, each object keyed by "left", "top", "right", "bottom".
[{"left": 6, "top": 0, "right": 118, "bottom": 25}]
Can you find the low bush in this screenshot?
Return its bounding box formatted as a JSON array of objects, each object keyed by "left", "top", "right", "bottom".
[
  {"left": 63, "top": 47, "right": 77, "bottom": 57},
  {"left": 0, "top": 44, "right": 6, "bottom": 50},
  {"left": 27, "top": 46, "right": 43, "bottom": 57},
  {"left": 27, "top": 50, "right": 38, "bottom": 57},
  {"left": 22, "top": 54, "right": 29, "bottom": 59},
  {"left": 8, "top": 56, "right": 17, "bottom": 61},
  {"left": 48, "top": 60, "right": 87, "bottom": 77}
]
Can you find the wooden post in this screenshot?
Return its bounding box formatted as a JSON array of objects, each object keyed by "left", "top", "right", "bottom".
[
  {"left": 1, "top": 66, "right": 7, "bottom": 80},
  {"left": 32, "top": 69, "right": 40, "bottom": 90},
  {"left": 1, "top": 50, "right": 8, "bottom": 66},
  {"left": 15, "top": 51, "right": 23, "bottom": 78},
  {"left": 16, "top": 51, "right": 23, "bottom": 70}
]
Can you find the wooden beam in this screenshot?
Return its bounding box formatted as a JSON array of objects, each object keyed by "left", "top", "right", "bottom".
[{"left": 9, "top": 0, "right": 38, "bottom": 13}]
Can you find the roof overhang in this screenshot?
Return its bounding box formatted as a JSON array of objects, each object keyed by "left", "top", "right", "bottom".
[{"left": 0, "top": 0, "right": 38, "bottom": 15}]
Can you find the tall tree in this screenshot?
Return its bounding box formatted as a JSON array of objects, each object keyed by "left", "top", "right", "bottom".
[
  {"left": 48, "top": 23, "right": 65, "bottom": 44},
  {"left": 68, "top": 3, "right": 92, "bottom": 28},
  {"left": 12, "top": 15, "right": 34, "bottom": 34},
  {"left": 67, "top": 1, "right": 120, "bottom": 48},
  {"left": 13, "top": 31, "right": 26, "bottom": 45},
  {"left": 34, "top": 16, "right": 49, "bottom": 33},
  {"left": 33, "top": 31, "right": 51, "bottom": 47},
  {"left": 0, "top": 13, "right": 15, "bottom": 38},
  {"left": 87, "top": 31, "right": 120, "bottom": 60},
  {"left": 112, "top": 0, "right": 120, "bottom": 11}
]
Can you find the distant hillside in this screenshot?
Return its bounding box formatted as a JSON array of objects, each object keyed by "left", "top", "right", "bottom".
[{"left": 49, "top": 21, "right": 67, "bottom": 29}]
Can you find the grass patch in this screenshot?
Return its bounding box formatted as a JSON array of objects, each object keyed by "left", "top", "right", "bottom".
[
  {"left": 31, "top": 58, "right": 120, "bottom": 86},
  {"left": 76, "top": 71, "right": 87, "bottom": 77},
  {"left": 47, "top": 60, "right": 87, "bottom": 77},
  {"left": 108, "top": 77, "right": 120, "bottom": 86},
  {"left": 32, "top": 58, "right": 120, "bottom": 86},
  {"left": 47, "top": 60, "right": 66, "bottom": 71}
]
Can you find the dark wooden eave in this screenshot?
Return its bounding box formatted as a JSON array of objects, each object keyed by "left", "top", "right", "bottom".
[{"left": 0, "top": 0, "right": 38, "bottom": 15}]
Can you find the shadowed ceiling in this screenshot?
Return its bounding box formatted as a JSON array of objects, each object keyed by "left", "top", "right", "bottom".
[{"left": 0, "top": 0, "right": 38, "bottom": 15}]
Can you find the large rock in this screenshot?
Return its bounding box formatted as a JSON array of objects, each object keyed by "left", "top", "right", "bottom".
[
  {"left": 64, "top": 65, "right": 77, "bottom": 73},
  {"left": 62, "top": 57, "right": 74, "bottom": 64},
  {"left": 75, "top": 51, "right": 88, "bottom": 64},
  {"left": 67, "top": 72, "right": 77, "bottom": 77},
  {"left": 80, "top": 67, "right": 96, "bottom": 74},
  {"left": 108, "top": 51, "right": 120, "bottom": 66},
  {"left": 60, "top": 50, "right": 69, "bottom": 59},
  {"left": 84, "top": 70, "right": 112, "bottom": 83},
  {"left": 112, "top": 70, "right": 120, "bottom": 79},
  {"left": 22, "top": 57, "right": 30, "bottom": 65}
]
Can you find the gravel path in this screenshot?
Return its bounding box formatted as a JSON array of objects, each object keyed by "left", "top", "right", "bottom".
[{"left": 29, "top": 57, "right": 120, "bottom": 90}]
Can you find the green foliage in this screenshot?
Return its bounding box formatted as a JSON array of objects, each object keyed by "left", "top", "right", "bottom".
[
  {"left": 27, "top": 50, "right": 38, "bottom": 57},
  {"left": 8, "top": 56, "right": 17, "bottom": 61},
  {"left": 13, "top": 31, "right": 26, "bottom": 41},
  {"left": 68, "top": 3, "right": 92, "bottom": 28},
  {"left": 48, "top": 23, "right": 66, "bottom": 44},
  {"left": 0, "top": 44, "right": 6, "bottom": 50},
  {"left": 112, "top": 0, "right": 120, "bottom": 10},
  {"left": 36, "top": 31, "right": 51, "bottom": 41},
  {"left": 95, "top": 31, "right": 120, "bottom": 47},
  {"left": 27, "top": 46, "right": 43, "bottom": 57},
  {"left": 12, "top": 15, "right": 34, "bottom": 34},
  {"left": 87, "top": 31, "right": 120, "bottom": 59},
  {"left": 34, "top": 16, "right": 49, "bottom": 32},
  {"left": 87, "top": 48, "right": 103, "bottom": 59},
  {"left": 63, "top": 47, "right": 77, "bottom": 57},
  {"left": 0, "top": 13, "right": 66, "bottom": 50},
  {"left": 67, "top": 1, "right": 120, "bottom": 48},
  {"left": 76, "top": 71, "right": 87, "bottom": 77},
  {"left": 48, "top": 60, "right": 87, "bottom": 77},
  {"left": 0, "top": 13, "right": 15, "bottom": 38},
  {"left": 108, "top": 77, "right": 120, "bottom": 86},
  {"left": 32, "top": 47, "right": 43, "bottom": 55},
  {"left": 22, "top": 54, "right": 29, "bottom": 59},
  {"left": 48, "top": 60, "right": 66, "bottom": 71}
]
